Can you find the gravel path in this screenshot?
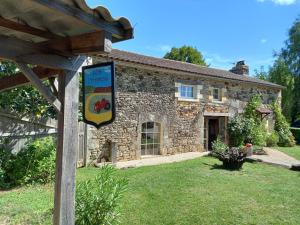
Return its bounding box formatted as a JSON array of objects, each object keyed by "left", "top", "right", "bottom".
[
  {"left": 249, "top": 147, "right": 300, "bottom": 169},
  {"left": 116, "top": 151, "right": 209, "bottom": 169}
]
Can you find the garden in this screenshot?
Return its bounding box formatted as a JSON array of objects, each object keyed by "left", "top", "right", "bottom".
[{"left": 1, "top": 95, "right": 300, "bottom": 225}]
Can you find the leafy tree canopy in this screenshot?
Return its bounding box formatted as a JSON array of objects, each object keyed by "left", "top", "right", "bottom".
[
  {"left": 0, "top": 61, "right": 55, "bottom": 119},
  {"left": 163, "top": 45, "right": 207, "bottom": 66}
]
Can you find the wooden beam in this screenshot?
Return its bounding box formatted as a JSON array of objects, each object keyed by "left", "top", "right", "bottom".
[
  {"left": 0, "top": 16, "right": 62, "bottom": 40},
  {"left": 32, "top": 0, "right": 133, "bottom": 40},
  {"left": 0, "top": 35, "right": 86, "bottom": 71},
  {"left": 0, "top": 67, "right": 61, "bottom": 91},
  {"left": 39, "top": 31, "right": 112, "bottom": 55},
  {"left": 54, "top": 64, "right": 82, "bottom": 225},
  {"left": 16, "top": 63, "right": 61, "bottom": 112}
]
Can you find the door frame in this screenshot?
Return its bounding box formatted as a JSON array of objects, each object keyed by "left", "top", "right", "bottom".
[{"left": 204, "top": 116, "right": 228, "bottom": 151}]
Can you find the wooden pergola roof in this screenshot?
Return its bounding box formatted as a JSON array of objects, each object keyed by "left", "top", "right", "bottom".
[
  {"left": 0, "top": 1, "right": 133, "bottom": 225},
  {"left": 0, "top": 0, "right": 133, "bottom": 91}
]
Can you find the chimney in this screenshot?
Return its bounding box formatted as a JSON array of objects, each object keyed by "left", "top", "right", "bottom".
[{"left": 230, "top": 60, "right": 249, "bottom": 75}]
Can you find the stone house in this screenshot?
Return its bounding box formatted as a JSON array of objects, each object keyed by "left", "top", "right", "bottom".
[{"left": 86, "top": 49, "right": 283, "bottom": 163}]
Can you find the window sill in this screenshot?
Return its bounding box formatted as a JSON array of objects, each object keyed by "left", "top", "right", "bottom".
[
  {"left": 177, "top": 98, "right": 199, "bottom": 102},
  {"left": 212, "top": 100, "right": 223, "bottom": 104}
]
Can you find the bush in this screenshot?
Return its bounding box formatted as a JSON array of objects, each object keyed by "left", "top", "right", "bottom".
[
  {"left": 212, "top": 147, "right": 247, "bottom": 170},
  {"left": 227, "top": 116, "right": 266, "bottom": 147},
  {"left": 290, "top": 128, "right": 300, "bottom": 144},
  {"left": 271, "top": 102, "right": 295, "bottom": 147},
  {"left": 212, "top": 136, "right": 228, "bottom": 153},
  {"left": 0, "top": 137, "right": 56, "bottom": 188},
  {"left": 266, "top": 132, "right": 279, "bottom": 147},
  {"left": 76, "top": 165, "right": 128, "bottom": 225}
]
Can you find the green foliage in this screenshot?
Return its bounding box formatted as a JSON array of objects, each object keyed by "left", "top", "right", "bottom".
[
  {"left": 227, "top": 116, "right": 265, "bottom": 147},
  {"left": 290, "top": 128, "right": 300, "bottom": 144},
  {"left": 266, "top": 132, "right": 279, "bottom": 147},
  {"left": 268, "top": 58, "right": 295, "bottom": 122},
  {"left": 211, "top": 136, "right": 229, "bottom": 153},
  {"left": 163, "top": 45, "right": 207, "bottom": 66},
  {"left": 0, "top": 61, "right": 56, "bottom": 118},
  {"left": 271, "top": 102, "right": 295, "bottom": 147},
  {"left": 244, "top": 94, "right": 262, "bottom": 124},
  {"left": 76, "top": 165, "right": 128, "bottom": 225},
  {"left": 228, "top": 95, "right": 268, "bottom": 147},
  {"left": 212, "top": 147, "right": 247, "bottom": 170},
  {"left": 280, "top": 16, "right": 300, "bottom": 122},
  {"left": 255, "top": 66, "right": 269, "bottom": 81},
  {"left": 0, "top": 137, "right": 56, "bottom": 188}
]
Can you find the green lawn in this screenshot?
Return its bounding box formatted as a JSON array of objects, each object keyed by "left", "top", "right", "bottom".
[
  {"left": 275, "top": 145, "right": 300, "bottom": 160},
  {"left": 1, "top": 157, "right": 300, "bottom": 225}
]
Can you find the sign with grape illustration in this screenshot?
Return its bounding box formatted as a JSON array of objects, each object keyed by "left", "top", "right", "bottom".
[{"left": 82, "top": 62, "right": 115, "bottom": 128}]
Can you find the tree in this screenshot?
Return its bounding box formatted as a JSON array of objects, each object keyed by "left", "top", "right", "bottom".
[
  {"left": 0, "top": 61, "right": 55, "bottom": 119},
  {"left": 268, "top": 58, "right": 294, "bottom": 122},
  {"left": 163, "top": 45, "right": 207, "bottom": 66},
  {"left": 255, "top": 66, "right": 268, "bottom": 81},
  {"left": 280, "top": 16, "right": 300, "bottom": 122}
]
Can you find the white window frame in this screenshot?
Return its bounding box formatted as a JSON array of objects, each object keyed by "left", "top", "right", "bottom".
[
  {"left": 180, "top": 84, "right": 195, "bottom": 99},
  {"left": 212, "top": 88, "right": 222, "bottom": 102}
]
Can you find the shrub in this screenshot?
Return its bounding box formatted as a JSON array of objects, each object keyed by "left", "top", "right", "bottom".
[
  {"left": 0, "top": 137, "right": 56, "bottom": 187},
  {"left": 271, "top": 102, "right": 295, "bottom": 147},
  {"left": 227, "top": 116, "right": 246, "bottom": 147},
  {"left": 212, "top": 147, "right": 247, "bottom": 170},
  {"left": 265, "top": 132, "right": 279, "bottom": 147},
  {"left": 290, "top": 128, "right": 300, "bottom": 144},
  {"left": 244, "top": 94, "right": 262, "bottom": 124},
  {"left": 76, "top": 165, "right": 128, "bottom": 225},
  {"left": 228, "top": 116, "right": 266, "bottom": 147},
  {"left": 212, "top": 136, "right": 228, "bottom": 153}
]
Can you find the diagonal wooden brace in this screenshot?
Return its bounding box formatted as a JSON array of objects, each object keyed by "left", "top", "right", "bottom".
[{"left": 16, "top": 62, "right": 62, "bottom": 112}]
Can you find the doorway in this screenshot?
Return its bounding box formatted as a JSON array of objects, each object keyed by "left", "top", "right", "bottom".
[{"left": 208, "top": 119, "right": 219, "bottom": 150}]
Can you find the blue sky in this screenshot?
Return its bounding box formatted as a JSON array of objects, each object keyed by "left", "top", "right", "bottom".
[{"left": 86, "top": 0, "right": 299, "bottom": 75}]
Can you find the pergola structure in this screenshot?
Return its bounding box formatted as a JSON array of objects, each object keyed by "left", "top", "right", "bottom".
[{"left": 0, "top": 1, "right": 133, "bottom": 224}]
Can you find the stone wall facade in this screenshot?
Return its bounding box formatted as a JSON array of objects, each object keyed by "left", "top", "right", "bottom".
[{"left": 87, "top": 61, "right": 281, "bottom": 162}]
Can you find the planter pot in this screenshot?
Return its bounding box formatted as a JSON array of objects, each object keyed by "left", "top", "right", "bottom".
[{"left": 222, "top": 160, "right": 245, "bottom": 170}]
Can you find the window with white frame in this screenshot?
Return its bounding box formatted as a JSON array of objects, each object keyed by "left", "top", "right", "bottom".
[
  {"left": 213, "top": 88, "right": 222, "bottom": 101},
  {"left": 180, "top": 85, "right": 195, "bottom": 99}
]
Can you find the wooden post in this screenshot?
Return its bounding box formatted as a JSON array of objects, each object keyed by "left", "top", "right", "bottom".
[{"left": 53, "top": 69, "right": 80, "bottom": 225}]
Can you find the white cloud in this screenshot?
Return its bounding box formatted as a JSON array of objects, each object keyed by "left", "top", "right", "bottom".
[
  {"left": 160, "top": 45, "right": 172, "bottom": 52},
  {"left": 203, "top": 52, "right": 234, "bottom": 70},
  {"left": 146, "top": 44, "right": 172, "bottom": 53},
  {"left": 257, "top": 0, "right": 296, "bottom": 5},
  {"left": 260, "top": 38, "right": 267, "bottom": 44}
]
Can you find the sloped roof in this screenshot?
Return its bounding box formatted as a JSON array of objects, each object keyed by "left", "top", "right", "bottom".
[
  {"left": 99, "top": 49, "right": 283, "bottom": 89},
  {"left": 0, "top": 0, "right": 133, "bottom": 43}
]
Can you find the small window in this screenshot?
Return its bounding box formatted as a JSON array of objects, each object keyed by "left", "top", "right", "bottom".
[
  {"left": 180, "top": 85, "right": 194, "bottom": 99},
  {"left": 213, "top": 88, "right": 221, "bottom": 101},
  {"left": 141, "top": 122, "right": 161, "bottom": 155}
]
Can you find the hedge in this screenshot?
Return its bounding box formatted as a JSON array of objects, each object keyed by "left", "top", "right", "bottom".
[{"left": 290, "top": 127, "right": 300, "bottom": 144}]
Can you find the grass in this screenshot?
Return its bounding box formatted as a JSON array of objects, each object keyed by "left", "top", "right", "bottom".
[
  {"left": 275, "top": 145, "right": 300, "bottom": 160},
  {"left": 1, "top": 156, "right": 300, "bottom": 225}
]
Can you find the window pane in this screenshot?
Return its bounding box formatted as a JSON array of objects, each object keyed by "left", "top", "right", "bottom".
[
  {"left": 142, "top": 123, "right": 147, "bottom": 132},
  {"left": 213, "top": 88, "right": 220, "bottom": 100},
  {"left": 146, "top": 133, "right": 154, "bottom": 144},
  {"left": 141, "top": 133, "right": 147, "bottom": 144},
  {"left": 141, "top": 122, "right": 161, "bottom": 155},
  {"left": 153, "top": 144, "right": 160, "bottom": 155},
  {"left": 181, "top": 85, "right": 194, "bottom": 98},
  {"left": 141, "top": 145, "right": 146, "bottom": 155},
  {"left": 153, "top": 133, "right": 160, "bottom": 144},
  {"left": 146, "top": 122, "right": 154, "bottom": 132}
]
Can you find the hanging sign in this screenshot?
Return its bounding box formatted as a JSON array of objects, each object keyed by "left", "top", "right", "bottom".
[{"left": 82, "top": 62, "right": 115, "bottom": 128}]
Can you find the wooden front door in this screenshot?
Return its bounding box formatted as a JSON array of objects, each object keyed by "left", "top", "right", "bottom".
[{"left": 208, "top": 119, "right": 219, "bottom": 150}]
